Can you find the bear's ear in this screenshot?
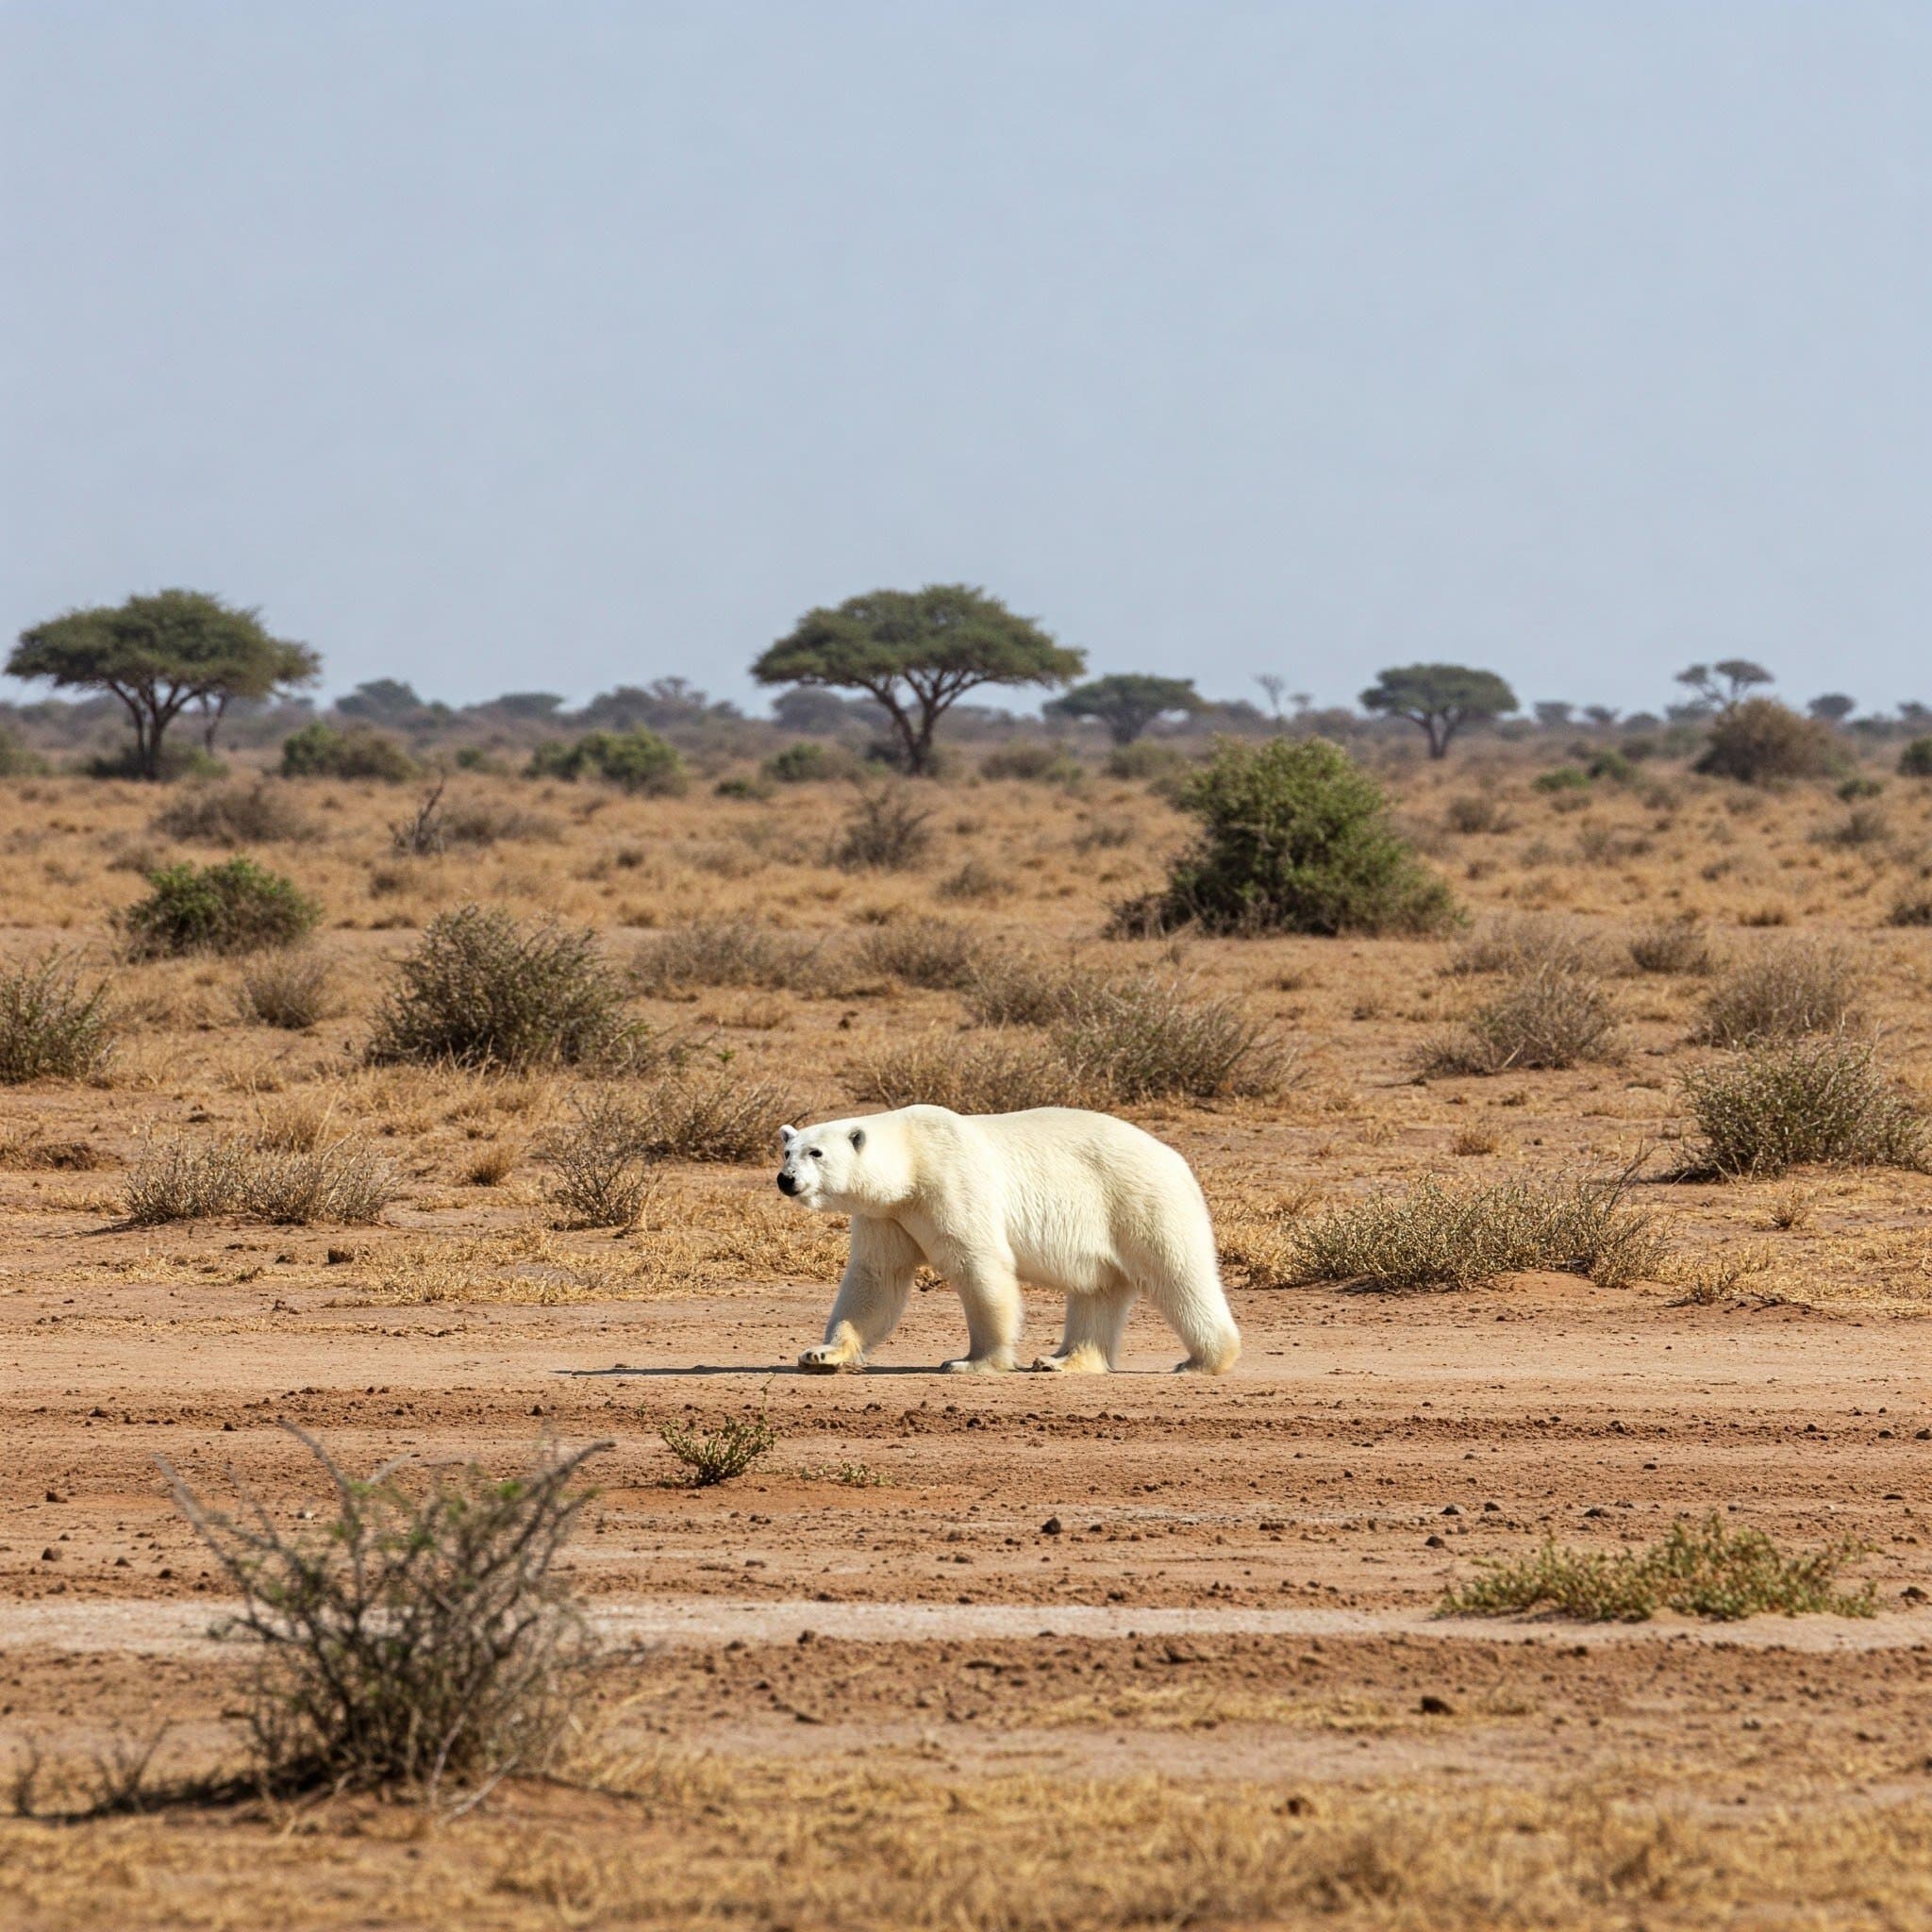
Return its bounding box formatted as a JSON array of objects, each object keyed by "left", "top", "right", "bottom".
[
  {"left": 849, "top": 1127, "right": 866, "bottom": 1152},
  {"left": 779, "top": 1124, "right": 799, "bottom": 1147}
]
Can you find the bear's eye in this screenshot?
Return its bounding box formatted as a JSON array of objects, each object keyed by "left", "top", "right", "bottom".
[{"left": 808, "top": 1148, "right": 824, "bottom": 1159}]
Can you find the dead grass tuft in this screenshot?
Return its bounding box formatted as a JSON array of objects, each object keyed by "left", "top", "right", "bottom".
[
  {"left": 1424, "top": 964, "right": 1621, "bottom": 1074},
  {"left": 1697, "top": 940, "right": 1860, "bottom": 1045}
]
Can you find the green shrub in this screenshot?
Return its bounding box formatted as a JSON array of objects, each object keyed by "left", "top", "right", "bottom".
[
  {"left": 1693, "top": 700, "right": 1840, "bottom": 784},
  {"left": 120, "top": 858, "right": 321, "bottom": 958},
  {"left": 526, "top": 730, "right": 685, "bottom": 795},
  {"left": 1118, "top": 738, "right": 1457, "bottom": 937},
  {"left": 660, "top": 1404, "right": 776, "bottom": 1487},
  {"left": 1838, "top": 774, "right": 1885, "bottom": 801},
  {"left": 1586, "top": 750, "right": 1636, "bottom": 784},
  {"left": 367, "top": 905, "right": 646, "bottom": 1071},
  {"left": 1675, "top": 1038, "right": 1925, "bottom": 1178},
  {"left": 153, "top": 781, "right": 317, "bottom": 846},
  {"left": 1532, "top": 766, "right": 1590, "bottom": 793},
  {"left": 1278, "top": 1172, "right": 1666, "bottom": 1291},
  {"left": 0, "top": 725, "right": 48, "bottom": 776},
  {"left": 1441, "top": 1514, "right": 1874, "bottom": 1623},
  {"left": 1899, "top": 738, "right": 1932, "bottom": 778},
  {"left": 762, "top": 741, "right": 857, "bottom": 784},
  {"left": 162, "top": 1428, "right": 608, "bottom": 1795},
  {"left": 279, "top": 723, "right": 420, "bottom": 782},
  {"left": 0, "top": 952, "right": 115, "bottom": 1082}
]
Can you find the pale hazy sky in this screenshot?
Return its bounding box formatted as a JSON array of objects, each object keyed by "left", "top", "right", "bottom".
[{"left": 4, "top": 4, "right": 1928, "bottom": 716}]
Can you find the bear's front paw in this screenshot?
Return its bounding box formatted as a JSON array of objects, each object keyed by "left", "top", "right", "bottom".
[
  {"left": 797, "top": 1345, "right": 856, "bottom": 1374},
  {"left": 942, "top": 1355, "right": 1016, "bottom": 1374}
]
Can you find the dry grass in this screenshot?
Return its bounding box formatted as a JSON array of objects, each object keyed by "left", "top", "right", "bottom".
[
  {"left": 854, "top": 1031, "right": 1092, "bottom": 1113},
  {"left": 1445, "top": 914, "right": 1598, "bottom": 977},
  {"left": 236, "top": 949, "right": 335, "bottom": 1029},
  {"left": 125, "top": 1133, "right": 397, "bottom": 1225},
  {"left": 853, "top": 916, "right": 985, "bottom": 990},
  {"left": 1696, "top": 940, "right": 1861, "bottom": 1045},
  {"left": 0, "top": 951, "right": 115, "bottom": 1082},
  {"left": 1278, "top": 1171, "right": 1667, "bottom": 1291},
  {"left": 1424, "top": 964, "right": 1622, "bottom": 1074},
  {"left": 631, "top": 918, "right": 825, "bottom": 997},
  {"left": 1626, "top": 917, "right": 1717, "bottom": 975}
]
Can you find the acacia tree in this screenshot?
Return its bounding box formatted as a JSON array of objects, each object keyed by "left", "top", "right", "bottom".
[
  {"left": 9, "top": 590, "right": 318, "bottom": 778},
  {"left": 1675, "top": 660, "right": 1773, "bottom": 714},
  {"left": 1807, "top": 692, "right": 1857, "bottom": 724},
  {"left": 1047, "top": 673, "right": 1202, "bottom": 745},
  {"left": 753, "top": 585, "right": 1083, "bottom": 774},
  {"left": 1359, "top": 663, "right": 1518, "bottom": 759}
]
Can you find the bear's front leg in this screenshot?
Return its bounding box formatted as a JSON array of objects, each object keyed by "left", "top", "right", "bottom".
[
  {"left": 942, "top": 1262, "right": 1024, "bottom": 1374},
  {"left": 799, "top": 1216, "right": 919, "bottom": 1373}
]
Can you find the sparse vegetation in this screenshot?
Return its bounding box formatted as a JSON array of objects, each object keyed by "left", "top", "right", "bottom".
[
  {"left": 632, "top": 919, "right": 824, "bottom": 997},
  {"left": 119, "top": 858, "right": 321, "bottom": 958},
  {"left": 1053, "top": 974, "right": 1288, "bottom": 1100},
  {"left": 1122, "top": 737, "right": 1457, "bottom": 936},
  {"left": 152, "top": 781, "right": 316, "bottom": 846},
  {"left": 0, "top": 952, "right": 115, "bottom": 1083},
  {"left": 368, "top": 905, "right": 647, "bottom": 1071},
  {"left": 1442, "top": 1514, "right": 1875, "bottom": 1622},
  {"left": 162, "top": 1427, "right": 608, "bottom": 1794},
  {"left": 1279, "top": 1171, "right": 1666, "bottom": 1291},
  {"left": 1693, "top": 699, "right": 1840, "bottom": 785},
  {"left": 1697, "top": 941, "right": 1860, "bottom": 1045},
  {"left": 125, "top": 1133, "right": 396, "bottom": 1225},
  {"left": 541, "top": 1094, "right": 661, "bottom": 1229},
  {"left": 1675, "top": 1038, "right": 1926, "bottom": 1178},
  {"left": 831, "top": 785, "right": 934, "bottom": 871},
  {"left": 661, "top": 1401, "right": 777, "bottom": 1486},
  {"left": 1627, "top": 917, "right": 1716, "bottom": 975},
  {"left": 854, "top": 1032, "right": 1088, "bottom": 1113},
  {"left": 1446, "top": 915, "right": 1598, "bottom": 977},
  {"left": 237, "top": 949, "right": 334, "bottom": 1029},
  {"left": 1424, "top": 964, "right": 1621, "bottom": 1074},
  {"left": 628, "top": 1070, "right": 801, "bottom": 1163},
  {"left": 854, "top": 918, "right": 985, "bottom": 991}
]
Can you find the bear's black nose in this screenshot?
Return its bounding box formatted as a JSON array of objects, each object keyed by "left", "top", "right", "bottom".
[{"left": 776, "top": 1172, "right": 799, "bottom": 1196}]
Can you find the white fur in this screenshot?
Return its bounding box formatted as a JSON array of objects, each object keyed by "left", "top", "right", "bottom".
[{"left": 776, "top": 1105, "right": 1240, "bottom": 1376}]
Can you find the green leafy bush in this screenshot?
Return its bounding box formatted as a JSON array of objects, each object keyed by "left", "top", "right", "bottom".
[
  {"left": 1675, "top": 1038, "right": 1925, "bottom": 1178},
  {"left": 279, "top": 723, "right": 420, "bottom": 782},
  {"left": 367, "top": 905, "right": 645, "bottom": 1071},
  {"left": 1693, "top": 700, "right": 1840, "bottom": 784},
  {"left": 1117, "top": 738, "right": 1457, "bottom": 937},
  {"left": 120, "top": 858, "right": 321, "bottom": 958},
  {"left": 1532, "top": 766, "right": 1590, "bottom": 793},
  {"left": 980, "top": 741, "right": 1083, "bottom": 784},
  {"left": 0, "top": 952, "right": 115, "bottom": 1082},
  {"left": 1898, "top": 738, "right": 1932, "bottom": 778},
  {"left": 526, "top": 729, "right": 685, "bottom": 795},
  {"left": 0, "top": 725, "right": 48, "bottom": 776},
  {"left": 1103, "top": 741, "right": 1192, "bottom": 785},
  {"left": 1441, "top": 1514, "right": 1874, "bottom": 1623},
  {"left": 660, "top": 1403, "right": 776, "bottom": 1487},
  {"left": 762, "top": 741, "right": 857, "bottom": 784}
]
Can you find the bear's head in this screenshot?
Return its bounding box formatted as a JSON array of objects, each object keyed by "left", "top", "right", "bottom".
[{"left": 775, "top": 1116, "right": 904, "bottom": 1214}]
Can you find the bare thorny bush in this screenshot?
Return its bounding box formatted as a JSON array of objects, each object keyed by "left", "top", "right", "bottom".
[
  {"left": 125, "top": 1131, "right": 396, "bottom": 1226},
  {"left": 160, "top": 1426, "right": 610, "bottom": 1800}
]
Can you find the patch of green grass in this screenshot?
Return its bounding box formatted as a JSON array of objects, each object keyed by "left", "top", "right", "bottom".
[
  {"left": 660, "top": 1402, "right": 778, "bottom": 1487},
  {"left": 1441, "top": 1513, "right": 1875, "bottom": 1623}
]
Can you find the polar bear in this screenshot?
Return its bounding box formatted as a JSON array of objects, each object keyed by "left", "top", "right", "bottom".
[{"left": 775, "top": 1105, "right": 1239, "bottom": 1375}]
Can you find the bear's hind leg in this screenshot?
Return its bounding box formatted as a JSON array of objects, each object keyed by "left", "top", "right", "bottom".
[
  {"left": 942, "top": 1261, "right": 1024, "bottom": 1374},
  {"left": 1034, "top": 1282, "right": 1136, "bottom": 1374},
  {"left": 1132, "top": 1235, "right": 1241, "bottom": 1375}
]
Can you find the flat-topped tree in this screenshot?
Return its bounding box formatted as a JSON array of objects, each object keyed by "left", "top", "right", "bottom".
[
  {"left": 1047, "top": 674, "right": 1202, "bottom": 744},
  {"left": 9, "top": 590, "right": 318, "bottom": 778},
  {"left": 754, "top": 585, "right": 1083, "bottom": 775},
  {"left": 1676, "top": 660, "right": 1773, "bottom": 715},
  {"left": 1359, "top": 663, "right": 1518, "bottom": 759}
]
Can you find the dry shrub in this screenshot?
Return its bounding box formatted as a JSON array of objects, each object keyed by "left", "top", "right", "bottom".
[
  {"left": 632, "top": 919, "right": 823, "bottom": 997},
  {"left": 1888, "top": 890, "right": 1932, "bottom": 929},
  {"left": 1694, "top": 698, "right": 1841, "bottom": 784},
  {"left": 1443, "top": 1513, "right": 1875, "bottom": 1622},
  {"left": 936, "top": 858, "right": 1005, "bottom": 904},
  {"left": 1675, "top": 1038, "right": 1926, "bottom": 1178},
  {"left": 151, "top": 781, "right": 317, "bottom": 847},
  {"left": 1627, "top": 917, "right": 1716, "bottom": 975},
  {"left": 633, "top": 1071, "right": 801, "bottom": 1163},
  {"left": 1445, "top": 915, "right": 1597, "bottom": 977},
  {"left": 854, "top": 918, "right": 985, "bottom": 991},
  {"left": 660, "top": 1402, "right": 778, "bottom": 1486},
  {"left": 541, "top": 1095, "right": 662, "bottom": 1229},
  {"left": 1052, "top": 975, "right": 1288, "bottom": 1101},
  {"left": 1697, "top": 940, "right": 1859, "bottom": 1044},
  {"left": 832, "top": 786, "right": 933, "bottom": 872},
  {"left": 1278, "top": 1171, "right": 1666, "bottom": 1291},
  {"left": 1424, "top": 965, "right": 1621, "bottom": 1074},
  {"left": 368, "top": 905, "right": 648, "bottom": 1071},
  {"left": 961, "top": 952, "right": 1100, "bottom": 1027},
  {"left": 1444, "top": 792, "right": 1513, "bottom": 835},
  {"left": 0, "top": 951, "right": 114, "bottom": 1083},
  {"left": 853, "top": 1032, "right": 1092, "bottom": 1114},
  {"left": 237, "top": 949, "right": 334, "bottom": 1029},
  {"left": 162, "top": 1426, "right": 608, "bottom": 1796},
  {"left": 125, "top": 1134, "right": 396, "bottom": 1225}
]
